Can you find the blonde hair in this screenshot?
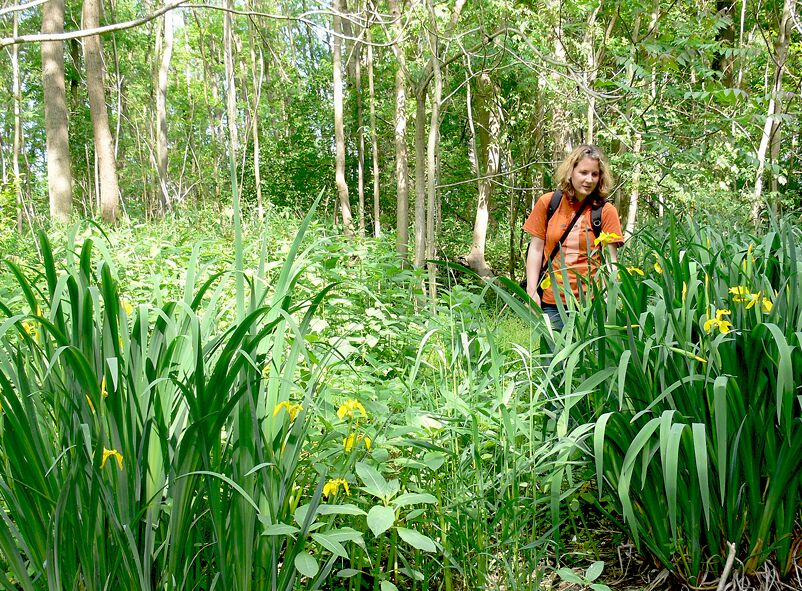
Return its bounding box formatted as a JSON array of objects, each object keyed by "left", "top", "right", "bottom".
[{"left": 555, "top": 144, "right": 614, "bottom": 204}]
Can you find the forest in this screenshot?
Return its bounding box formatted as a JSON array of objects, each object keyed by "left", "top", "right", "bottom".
[{"left": 0, "top": 0, "right": 801, "bottom": 589}]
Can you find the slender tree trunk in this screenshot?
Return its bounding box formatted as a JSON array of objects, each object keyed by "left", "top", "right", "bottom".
[
  {"left": 548, "top": 0, "right": 571, "bottom": 158},
  {"left": 751, "top": 0, "right": 792, "bottom": 220},
  {"left": 355, "top": 40, "right": 366, "bottom": 237},
  {"left": 156, "top": 4, "right": 174, "bottom": 211},
  {"left": 414, "top": 93, "right": 426, "bottom": 269},
  {"left": 83, "top": 0, "right": 119, "bottom": 222},
  {"left": 425, "top": 0, "right": 442, "bottom": 301},
  {"left": 249, "top": 14, "right": 264, "bottom": 219},
  {"left": 12, "top": 10, "right": 23, "bottom": 232},
  {"left": 333, "top": 0, "right": 354, "bottom": 236},
  {"left": 389, "top": 0, "right": 408, "bottom": 256},
  {"left": 366, "top": 21, "right": 380, "bottom": 238},
  {"left": 465, "top": 72, "right": 501, "bottom": 277},
  {"left": 42, "top": 0, "right": 73, "bottom": 221}
]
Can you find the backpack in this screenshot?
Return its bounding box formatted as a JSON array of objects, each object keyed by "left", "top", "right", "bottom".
[{"left": 520, "top": 188, "right": 605, "bottom": 290}]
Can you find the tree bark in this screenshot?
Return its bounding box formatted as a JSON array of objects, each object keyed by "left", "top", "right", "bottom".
[
  {"left": 12, "top": 9, "right": 23, "bottom": 232},
  {"left": 751, "top": 0, "right": 792, "bottom": 220},
  {"left": 156, "top": 3, "right": 174, "bottom": 211},
  {"left": 465, "top": 72, "right": 501, "bottom": 277},
  {"left": 355, "top": 37, "right": 366, "bottom": 237},
  {"left": 425, "top": 0, "right": 442, "bottom": 301},
  {"left": 333, "top": 0, "right": 354, "bottom": 236},
  {"left": 248, "top": 13, "right": 264, "bottom": 219},
  {"left": 389, "top": 0, "right": 408, "bottom": 256},
  {"left": 414, "top": 92, "right": 426, "bottom": 269},
  {"left": 42, "top": 0, "right": 73, "bottom": 221},
  {"left": 366, "top": 19, "right": 380, "bottom": 238},
  {"left": 83, "top": 0, "right": 119, "bottom": 223}
]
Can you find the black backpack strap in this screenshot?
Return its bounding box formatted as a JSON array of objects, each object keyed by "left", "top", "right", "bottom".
[
  {"left": 547, "top": 187, "right": 562, "bottom": 222},
  {"left": 590, "top": 200, "right": 604, "bottom": 238}
]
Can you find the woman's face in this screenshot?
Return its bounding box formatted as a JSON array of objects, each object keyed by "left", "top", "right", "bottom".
[{"left": 570, "top": 157, "right": 601, "bottom": 200}]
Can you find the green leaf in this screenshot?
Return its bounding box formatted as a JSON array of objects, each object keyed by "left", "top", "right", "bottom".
[
  {"left": 294, "top": 552, "right": 319, "bottom": 578},
  {"left": 555, "top": 568, "right": 584, "bottom": 584},
  {"left": 356, "top": 462, "right": 389, "bottom": 499},
  {"left": 380, "top": 581, "right": 399, "bottom": 591},
  {"left": 317, "top": 504, "right": 367, "bottom": 516},
  {"left": 337, "top": 569, "right": 361, "bottom": 578},
  {"left": 367, "top": 505, "right": 395, "bottom": 537},
  {"left": 312, "top": 532, "right": 349, "bottom": 559},
  {"left": 396, "top": 527, "right": 436, "bottom": 552},
  {"left": 262, "top": 522, "right": 300, "bottom": 536},
  {"left": 585, "top": 560, "right": 604, "bottom": 582},
  {"left": 391, "top": 493, "right": 438, "bottom": 508}
]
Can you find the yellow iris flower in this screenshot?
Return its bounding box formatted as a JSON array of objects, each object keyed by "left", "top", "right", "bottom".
[
  {"left": 21, "top": 319, "right": 38, "bottom": 339},
  {"left": 539, "top": 276, "right": 552, "bottom": 290},
  {"left": 594, "top": 231, "right": 622, "bottom": 247},
  {"left": 703, "top": 309, "right": 733, "bottom": 334},
  {"left": 121, "top": 300, "right": 134, "bottom": 316},
  {"left": 337, "top": 399, "right": 366, "bottom": 420},
  {"left": 101, "top": 448, "right": 124, "bottom": 470},
  {"left": 273, "top": 401, "right": 304, "bottom": 421},
  {"left": 626, "top": 266, "right": 645, "bottom": 276},
  {"left": 323, "top": 478, "right": 350, "bottom": 498},
  {"left": 343, "top": 433, "right": 372, "bottom": 452}
]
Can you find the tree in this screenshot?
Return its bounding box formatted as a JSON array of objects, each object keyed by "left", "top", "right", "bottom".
[
  {"left": 465, "top": 71, "right": 502, "bottom": 277},
  {"left": 41, "top": 0, "right": 73, "bottom": 220},
  {"left": 388, "top": 0, "right": 408, "bottom": 257},
  {"left": 333, "top": 0, "right": 354, "bottom": 236},
  {"left": 83, "top": 0, "right": 120, "bottom": 222},
  {"left": 156, "top": 3, "right": 175, "bottom": 211}
]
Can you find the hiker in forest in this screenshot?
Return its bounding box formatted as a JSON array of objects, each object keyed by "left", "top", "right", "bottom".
[{"left": 523, "top": 145, "right": 624, "bottom": 330}]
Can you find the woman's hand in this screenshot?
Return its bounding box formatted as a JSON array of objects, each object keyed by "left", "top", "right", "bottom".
[{"left": 525, "top": 236, "right": 545, "bottom": 308}]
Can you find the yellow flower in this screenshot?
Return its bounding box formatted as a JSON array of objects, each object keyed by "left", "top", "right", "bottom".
[
  {"left": 539, "top": 275, "right": 552, "bottom": 290},
  {"left": 343, "top": 433, "right": 372, "bottom": 452},
  {"left": 86, "top": 394, "right": 96, "bottom": 414},
  {"left": 761, "top": 297, "right": 773, "bottom": 313},
  {"left": 626, "top": 266, "right": 645, "bottom": 276},
  {"left": 594, "top": 231, "right": 623, "bottom": 247},
  {"left": 101, "top": 377, "right": 108, "bottom": 399},
  {"left": 121, "top": 300, "right": 134, "bottom": 316},
  {"left": 21, "top": 319, "right": 38, "bottom": 339},
  {"left": 337, "top": 399, "right": 366, "bottom": 420},
  {"left": 703, "top": 309, "right": 733, "bottom": 334},
  {"left": 323, "top": 478, "right": 350, "bottom": 498},
  {"left": 101, "top": 448, "right": 124, "bottom": 470},
  {"left": 273, "top": 400, "right": 303, "bottom": 421},
  {"left": 729, "top": 285, "right": 752, "bottom": 303},
  {"left": 693, "top": 355, "right": 708, "bottom": 364},
  {"left": 653, "top": 262, "right": 663, "bottom": 274}
]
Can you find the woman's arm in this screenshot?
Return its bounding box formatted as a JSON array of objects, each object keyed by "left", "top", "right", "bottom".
[{"left": 526, "top": 236, "right": 545, "bottom": 306}]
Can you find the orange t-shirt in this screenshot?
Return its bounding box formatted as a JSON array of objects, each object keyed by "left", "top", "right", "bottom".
[{"left": 522, "top": 191, "right": 624, "bottom": 305}]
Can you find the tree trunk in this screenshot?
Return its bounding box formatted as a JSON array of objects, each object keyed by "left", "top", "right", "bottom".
[
  {"left": 366, "top": 20, "right": 380, "bottom": 238},
  {"left": 249, "top": 14, "right": 264, "bottom": 219},
  {"left": 83, "top": 0, "right": 119, "bottom": 223},
  {"left": 42, "top": 0, "right": 73, "bottom": 221},
  {"left": 751, "top": 0, "right": 792, "bottom": 220},
  {"left": 425, "top": 0, "right": 442, "bottom": 301},
  {"left": 12, "top": 10, "right": 23, "bottom": 232},
  {"left": 414, "top": 92, "right": 426, "bottom": 269},
  {"left": 548, "top": 0, "right": 571, "bottom": 158},
  {"left": 156, "top": 3, "right": 174, "bottom": 211},
  {"left": 389, "top": 0, "right": 408, "bottom": 256},
  {"left": 355, "top": 39, "right": 366, "bottom": 237},
  {"left": 333, "top": 0, "right": 354, "bottom": 236},
  {"left": 465, "top": 72, "right": 501, "bottom": 277}
]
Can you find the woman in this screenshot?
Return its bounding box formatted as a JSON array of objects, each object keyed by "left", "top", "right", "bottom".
[{"left": 523, "top": 145, "right": 623, "bottom": 330}]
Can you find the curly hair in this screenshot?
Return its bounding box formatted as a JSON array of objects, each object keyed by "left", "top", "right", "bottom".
[{"left": 555, "top": 144, "right": 614, "bottom": 205}]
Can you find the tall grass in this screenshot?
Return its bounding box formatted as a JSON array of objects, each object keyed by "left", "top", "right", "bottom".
[
  {"left": 0, "top": 204, "right": 358, "bottom": 589},
  {"left": 526, "top": 216, "right": 802, "bottom": 585}
]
